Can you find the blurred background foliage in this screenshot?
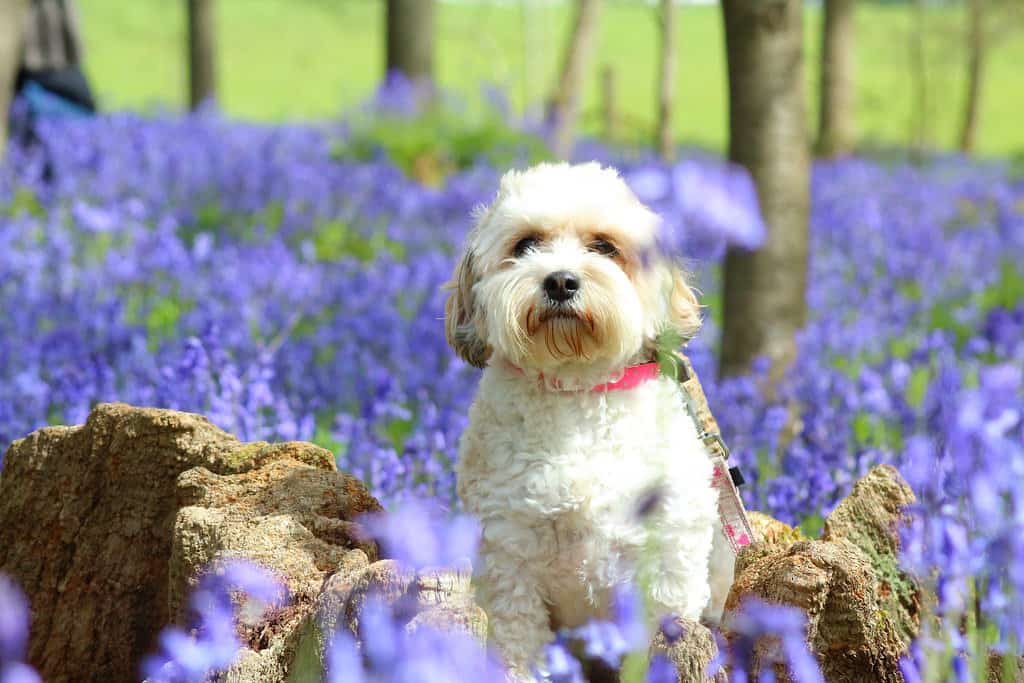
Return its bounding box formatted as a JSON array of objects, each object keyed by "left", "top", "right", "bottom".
[{"left": 77, "top": 0, "right": 1024, "bottom": 157}]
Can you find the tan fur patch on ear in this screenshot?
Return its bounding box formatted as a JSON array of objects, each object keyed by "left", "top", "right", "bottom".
[
  {"left": 669, "top": 267, "right": 702, "bottom": 341},
  {"left": 444, "top": 250, "right": 491, "bottom": 368}
]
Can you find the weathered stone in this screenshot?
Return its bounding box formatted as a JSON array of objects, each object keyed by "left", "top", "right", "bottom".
[
  {"left": 170, "top": 459, "right": 381, "bottom": 617},
  {"left": 0, "top": 403, "right": 379, "bottom": 683},
  {"left": 345, "top": 561, "right": 484, "bottom": 644},
  {"left": 726, "top": 538, "right": 905, "bottom": 682},
  {"left": 406, "top": 603, "right": 489, "bottom": 641},
  {"left": 312, "top": 549, "right": 374, "bottom": 646},
  {"left": 220, "top": 646, "right": 288, "bottom": 683},
  {"left": 720, "top": 465, "right": 920, "bottom": 682},
  {"left": 748, "top": 511, "right": 806, "bottom": 548},
  {"left": 172, "top": 459, "right": 384, "bottom": 683},
  {"left": 823, "top": 464, "right": 919, "bottom": 644},
  {"left": 649, "top": 617, "right": 727, "bottom": 683}
]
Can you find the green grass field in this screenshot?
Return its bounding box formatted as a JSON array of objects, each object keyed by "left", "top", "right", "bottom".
[{"left": 78, "top": 0, "right": 1024, "bottom": 157}]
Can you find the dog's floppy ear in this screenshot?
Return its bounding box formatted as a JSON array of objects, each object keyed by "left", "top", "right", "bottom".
[
  {"left": 445, "top": 249, "right": 491, "bottom": 368},
  {"left": 667, "top": 266, "right": 702, "bottom": 342}
]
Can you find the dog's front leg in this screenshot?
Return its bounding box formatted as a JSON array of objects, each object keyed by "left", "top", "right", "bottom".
[
  {"left": 644, "top": 513, "right": 715, "bottom": 623},
  {"left": 477, "top": 549, "right": 554, "bottom": 682}
]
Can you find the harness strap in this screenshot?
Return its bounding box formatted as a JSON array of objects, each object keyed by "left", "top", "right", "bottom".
[{"left": 671, "top": 352, "right": 756, "bottom": 553}]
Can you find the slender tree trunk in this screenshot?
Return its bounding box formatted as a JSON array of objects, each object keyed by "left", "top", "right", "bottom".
[
  {"left": 520, "top": 0, "right": 537, "bottom": 118},
  {"left": 816, "top": 0, "right": 856, "bottom": 157},
  {"left": 909, "top": 0, "right": 929, "bottom": 158},
  {"left": 187, "top": 0, "right": 217, "bottom": 109},
  {"left": 0, "top": 0, "right": 28, "bottom": 157},
  {"left": 959, "top": 0, "right": 985, "bottom": 154},
  {"left": 656, "top": 0, "right": 677, "bottom": 160},
  {"left": 601, "top": 64, "right": 618, "bottom": 143},
  {"left": 386, "top": 0, "right": 435, "bottom": 86},
  {"left": 548, "top": 0, "right": 602, "bottom": 159},
  {"left": 719, "top": 0, "right": 811, "bottom": 378}
]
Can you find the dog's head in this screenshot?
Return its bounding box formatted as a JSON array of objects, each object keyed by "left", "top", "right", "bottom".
[{"left": 445, "top": 162, "right": 700, "bottom": 379}]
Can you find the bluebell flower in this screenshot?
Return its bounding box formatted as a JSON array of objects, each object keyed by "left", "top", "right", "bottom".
[
  {"left": 671, "top": 159, "right": 766, "bottom": 250},
  {"left": 142, "top": 560, "right": 285, "bottom": 683},
  {"left": 360, "top": 498, "right": 480, "bottom": 570},
  {"left": 723, "top": 597, "right": 824, "bottom": 683},
  {"left": 540, "top": 640, "right": 585, "bottom": 683},
  {"left": 326, "top": 593, "right": 506, "bottom": 682},
  {"left": 0, "top": 576, "right": 30, "bottom": 662},
  {"left": 0, "top": 575, "right": 40, "bottom": 683},
  {"left": 0, "top": 662, "right": 42, "bottom": 683},
  {"left": 646, "top": 654, "right": 676, "bottom": 683},
  {"left": 658, "top": 615, "right": 686, "bottom": 644},
  {"left": 325, "top": 630, "right": 364, "bottom": 683}
]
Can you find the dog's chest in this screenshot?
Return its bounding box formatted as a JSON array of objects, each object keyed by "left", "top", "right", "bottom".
[{"left": 466, "top": 372, "right": 698, "bottom": 515}]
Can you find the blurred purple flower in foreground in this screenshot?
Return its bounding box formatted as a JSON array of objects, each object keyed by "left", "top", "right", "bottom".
[
  {"left": 672, "top": 160, "right": 766, "bottom": 250},
  {"left": 645, "top": 654, "right": 676, "bottom": 683},
  {"left": 627, "top": 158, "right": 766, "bottom": 254},
  {"left": 0, "top": 575, "right": 41, "bottom": 683},
  {"left": 326, "top": 596, "right": 506, "bottom": 683},
  {"left": 142, "top": 560, "right": 286, "bottom": 683},
  {"left": 713, "top": 596, "right": 824, "bottom": 683},
  {"left": 538, "top": 583, "right": 649, "bottom": 679},
  {"left": 324, "top": 501, "right": 506, "bottom": 681},
  {"left": 360, "top": 498, "right": 480, "bottom": 570}
]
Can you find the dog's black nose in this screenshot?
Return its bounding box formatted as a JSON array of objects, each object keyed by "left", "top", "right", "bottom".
[{"left": 543, "top": 271, "right": 580, "bottom": 302}]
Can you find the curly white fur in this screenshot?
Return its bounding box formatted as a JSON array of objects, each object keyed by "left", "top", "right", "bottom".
[{"left": 445, "top": 162, "right": 735, "bottom": 678}]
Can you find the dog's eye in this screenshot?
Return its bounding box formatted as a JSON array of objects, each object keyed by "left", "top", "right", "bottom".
[
  {"left": 588, "top": 239, "right": 619, "bottom": 257},
  {"left": 513, "top": 236, "right": 541, "bottom": 257}
]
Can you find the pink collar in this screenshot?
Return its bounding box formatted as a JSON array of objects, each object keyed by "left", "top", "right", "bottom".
[
  {"left": 592, "top": 362, "right": 660, "bottom": 392},
  {"left": 509, "top": 361, "right": 661, "bottom": 393}
]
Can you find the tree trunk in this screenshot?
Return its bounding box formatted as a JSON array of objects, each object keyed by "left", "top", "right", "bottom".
[
  {"left": 959, "top": 0, "right": 985, "bottom": 154},
  {"left": 656, "top": 0, "right": 677, "bottom": 160},
  {"left": 0, "top": 0, "right": 28, "bottom": 157},
  {"left": 816, "top": 0, "right": 856, "bottom": 157},
  {"left": 909, "top": 0, "right": 929, "bottom": 158},
  {"left": 385, "top": 0, "right": 435, "bottom": 86},
  {"left": 548, "top": 0, "right": 602, "bottom": 159},
  {"left": 187, "top": 0, "right": 217, "bottom": 109},
  {"left": 719, "top": 0, "right": 811, "bottom": 378},
  {"left": 601, "top": 64, "right": 618, "bottom": 143}
]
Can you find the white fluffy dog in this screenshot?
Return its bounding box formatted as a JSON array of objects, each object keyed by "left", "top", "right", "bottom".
[{"left": 445, "top": 162, "right": 733, "bottom": 678}]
